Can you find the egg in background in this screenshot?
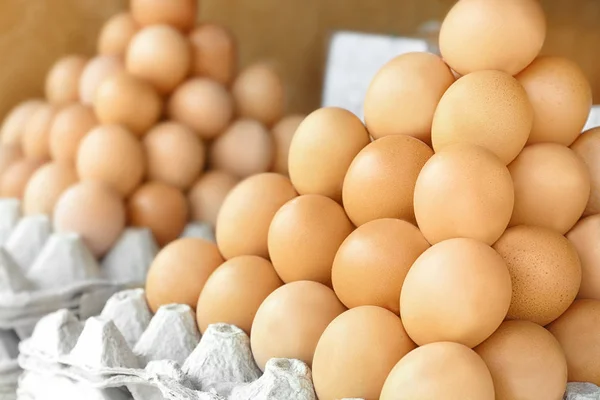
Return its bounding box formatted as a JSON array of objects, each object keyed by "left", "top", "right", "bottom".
[
  {"left": 188, "top": 171, "right": 239, "bottom": 228},
  {"left": 49, "top": 103, "right": 97, "bottom": 164}
]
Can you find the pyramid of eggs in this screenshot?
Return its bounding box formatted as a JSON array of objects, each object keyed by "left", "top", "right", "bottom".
[
  {"left": 144, "top": 0, "right": 600, "bottom": 399},
  {"left": 0, "top": 0, "right": 302, "bottom": 258}
]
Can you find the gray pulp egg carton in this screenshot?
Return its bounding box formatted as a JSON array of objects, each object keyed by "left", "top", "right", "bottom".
[{"left": 17, "top": 288, "right": 320, "bottom": 400}]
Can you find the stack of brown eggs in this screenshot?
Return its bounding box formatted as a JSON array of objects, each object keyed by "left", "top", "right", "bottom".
[
  {"left": 0, "top": 0, "right": 303, "bottom": 258},
  {"left": 145, "top": 0, "right": 600, "bottom": 399}
]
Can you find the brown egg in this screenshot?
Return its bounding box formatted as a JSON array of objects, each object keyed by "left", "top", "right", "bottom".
[
  {"left": 0, "top": 143, "right": 23, "bottom": 177},
  {"left": 380, "top": 342, "right": 495, "bottom": 400},
  {"left": 547, "top": 299, "right": 600, "bottom": 385},
  {"left": 332, "top": 219, "right": 429, "bottom": 314},
  {"left": 216, "top": 173, "right": 297, "bottom": 259},
  {"left": 21, "top": 104, "right": 57, "bottom": 161},
  {"left": 401, "top": 238, "right": 512, "bottom": 347},
  {"left": 188, "top": 171, "right": 239, "bottom": 227},
  {"left": 23, "top": 162, "right": 78, "bottom": 216},
  {"left": 509, "top": 143, "right": 590, "bottom": 234},
  {"left": 268, "top": 194, "right": 354, "bottom": 286},
  {"left": 571, "top": 127, "right": 600, "bottom": 216},
  {"left": 143, "top": 122, "right": 205, "bottom": 190},
  {"left": 364, "top": 52, "right": 455, "bottom": 145},
  {"left": 189, "top": 23, "right": 237, "bottom": 85},
  {"left": 414, "top": 143, "right": 514, "bottom": 245},
  {"left": 94, "top": 72, "right": 162, "bottom": 137},
  {"left": 493, "top": 225, "right": 582, "bottom": 325},
  {"left": 567, "top": 215, "right": 600, "bottom": 300},
  {"left": 145, "top": 237, "right": 224, "bottom": 312},
  {"left": 289, "top": 107, "right": 370, "bottom": 203},
  {"left": 439, "top": 0, "right": 546, "bottom": 75},
  {"left": 517, "top": 56, "right": 592, "bottom": 146},
  {"left": 98, "top": 12, "right": 138, "bottom": 56},
  {"left": 196, "top": 255, "right": 283, "bottom": 335},
  {"left": 271, "top": 114, "right": 304, "bottom": 175},
  {"left": 168, "top": 78, "right": 233, "bottom": 139},
  {"left": 474, "top": 320, "right": 567, "bottom": 400},
  {"left": 209, "top": 119, "right": 273, "bottom": 179},
  {"left": 79, "top": 55, "right": 124, "bottom": 106},
  {"left": 0, "top": 158, "right": 45, "bottom": 199},
  {"left": 53, "top": 181, "right": 125, "bottom": 257},
  {"left": 432, "top": 70, "right": 532, "bottom": 164},
  {"left": 250, "top": 281, "right": 346, "bottom": 370},
  {"left": 312, "top": 306, "right": 416, "bottom": 400},
  {"left": 126, "top": 25, "right": 191, "bottom": 94},
  {"left": 1, "top": 100, "right": 44, "bottom": 145},
  {"left": 49, "top": 103, "right": 97, "bottom": 164},
  {"left": 45, "top": 55, "right": 87, "bottom": 106},
  {"left": 127, "top": 182, "right": 188, "bottom": 247},
  {"left": 76, "top": 125, "right": 145, "bottom": 198},
  {"left": 130, "top": 0, "right": 197, "bottom": 32},
  {"left": 343, "top": 135, "right": 433, "bottom": 226}
]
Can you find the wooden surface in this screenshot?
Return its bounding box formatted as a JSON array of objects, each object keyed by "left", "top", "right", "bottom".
[{"left": 1, "top": 0, "right": 599, "bottom": 119}]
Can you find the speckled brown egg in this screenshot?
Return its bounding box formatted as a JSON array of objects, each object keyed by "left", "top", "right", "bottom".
[
  {"left": 0, "top": 143, "right": 23, "bottom": 178},
  {"left": 268, "top": 194, "right": 354, "bottom": 286},
  {"left": 143, "top": 122, "right": 205, "bottom": 190},
  {"left": 188, "top": 171, "right": 239, "bottom": 227},
  {"left": 23, "top": 162, "right": 78, "bottom": 216},
  {"left": 196, "top": 255, "right": 283, "bottom": 335},
  {"left": 21, "top": 103, "right": 57, "bottom": 161},
  {"left": 312, "top": 306, "right": 416, "bottom": 400},
  {"left": 567, "top": 215, "right": 600, "bottom": 300},
  {"left": 547, "top": 299, "right": 600, "bottom": 385},
  {"left": 0, "top": 158, "right": 45, "bottom": 199},
  {"left": 127, "top": 182, "right": 188, "bottom": 247},
  {"left": 516, "top": 56, "right": 592, "bottom": 146},
  {"left": 79, "top": 55, "right": 124, "bottom": 106},
  {"left": 216, "top": 173, "right": 297, "bottom": 259},
  {"left": 571, "top": 127, "right": 600, "bottom": 216},
  {"left": 509, "top": 143, "right": 590, "bottom": 234},
  {"left": 126, "top": 25, "right": 192, "bottom": 94},
  {"left": 474, "top": 320, "right": 567, "bottom": 400},
  {"left": 414, "top": 143, "right": 514, "bottom": 245},
  {"left": 432, "top": 70, "right": 533, "bottom": 164},
  {"left": 49, "top": 103, "right": 97, "bottom": 164},
  {"left": 288, "top": 107, "right": 370, "bottom": 203},
  {"left": 343, "top": 135, "right": 433, "bottom": 226},
  {"left": 189, "top": 23, "right": 237, "bottom": 86},
  {"left": 98, "top": 12, "right": 138, "bottom": 56},
  {"left": 364, "top": 52, "right": 455, "bottom": 145},
  {"left": 94, "top": 72, "right": 162, "bottom": 137},
  {"left": 439, "top": 0, "right": 546, "bottom": 75},
  {"left": 493, "top": 225, "right": 582, "bottom": 325},
  {"left": 168, "top": 78, "right": 234, "bottom": 139},
  {"left": 380, "top": 342, "right": 495, "bottom": 400},
  {"left": 332, "top": 218, "right": 429, "bottom": 314},
  {"left": 130, "top": 0, "right": 197, "bottom": 32},
  {"left": 1, "top": 100, "right": 44, "bottom": 145},
  {"left": 145, "top": 237, "right": 224, "bottom": 313},
  {"left": 251, "top": 281, "right": 346, "bottom": 370},
  {"left": 76, "top": 125, "right": 145, "bottom": 198},
  {"left": 53, "top": 181, "right": 125, "bottom": 257},
  {"left": 45, "top": 55, "right": 87, "bottom": 106},
  {"left": 401, "top": 238, "right": 512, "bottom": 348},
  {"left": 209, "top": 119, "right": 273, "bottom": 179},
  {"left": 271, "top": 114, "right": 304, "bottom": 175},
  {"left": 232, "top": 63, "right": 285, "bottom": 127}
]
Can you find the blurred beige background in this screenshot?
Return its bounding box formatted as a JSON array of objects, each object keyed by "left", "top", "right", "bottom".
[{"left": 1, "top": 0, "right": 599, "bottom": 119}]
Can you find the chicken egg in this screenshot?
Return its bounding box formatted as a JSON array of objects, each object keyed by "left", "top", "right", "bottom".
[
  {"left": 127, "top": 182, "right": 189, "bottom": 247},
  {"left": 312, "top": 306, "right": 416, "bottom": 400},
  {"left": 1, "top": 100, "right": 44, "bottom": 145},
  {"left": 0, "top": 143, "right": 23, "bottom": 177},
  {"left": 79, "top": 55, "right": 124, "bottom": 106},
  {"left": 145, "top": 237, "right": 224, "bottom": 313},
  {"left": 97, "top": 12, "right": 138, "bottom": 57},
  {"left": 196, "top": 255, "right": 283, "bottom": 335},
  {"left": 209, "top": 119, "right": 273, "bottom": 179},
  {"left": 571, "top": 127, "right": 600, "bottom": 216},
  {"left": 53, "top": 181, "right": 125, "bottom": 257},
  {"left": 271, "top": 114, "right": 304, "bottom": 175},
  {"left": 23, "top": 162, "right": 78, "bottom": 216},
  {"left": 21, "top": 103, "right": 57, "bottom": 161},
  {"left": 343, "top": 135, "right": 433, "bottom": 226},
  {"left": 130, "top": 0, "right": 197, "bottom": 32},
  {"left": 0, "top": 158, "right": 45, "bottom": 199},
  {"left": 567, "top": 215, "right": 600, "bottom": 300},
  {"left": 143, "top": 122, "right": 205, "bottom": 190},
  {"left": 188, "top": 171, "right": 239, "bottom": 227},
  {"left": 49, "top": 103, "right": 97, "bottom": 164},
  {"left": 189, "top": 23, "right": 237, "bottom": 85},
  {"left": 250, "top": 281, "right": 346, "bottom": 370},
  {"left": 45, "top": 55, "right": 87, "bottom": 106},
  {"left": 400, "top": 238, "right": 512, "bottom": 348},
  {"left": 493, "top": 225, "right": 582, "bottom": 326}
]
